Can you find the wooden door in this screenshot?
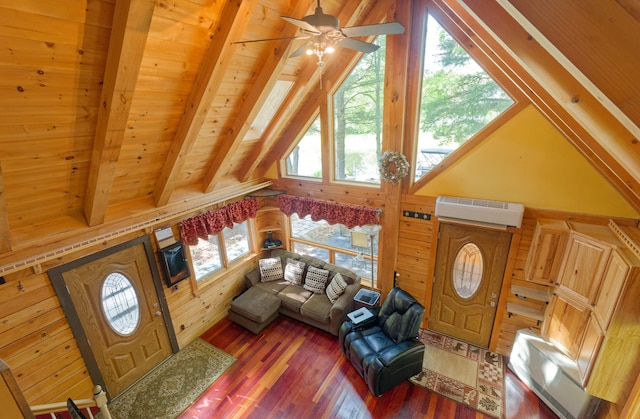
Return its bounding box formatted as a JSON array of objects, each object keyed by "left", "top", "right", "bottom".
[
  {"left": 61, "top": 241, "right": 173, "bottom": 396},
  {"left": 429, "top": 223, "right": 511, "bottom": 347}
]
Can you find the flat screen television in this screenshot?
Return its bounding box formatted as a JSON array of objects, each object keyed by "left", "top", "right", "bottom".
[{"left": 159, "top": 241, "right": 191, "bottom": 287}]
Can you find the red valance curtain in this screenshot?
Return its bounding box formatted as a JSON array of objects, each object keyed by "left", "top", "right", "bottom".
[
  {"left": 180, "top": 197, "right": 259, "bottom": 245},
  {"left": 278, "top": 195, "right": 379, "bottom": 229}
]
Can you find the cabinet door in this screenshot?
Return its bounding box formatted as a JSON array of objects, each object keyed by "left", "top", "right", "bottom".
[
  {"left": 557, "top": 233, "right": 611, "bottom": 304},
  {"left": 543, "top": 294, "right": 590, "bottom": 359},
  {"left": 524, "top": 220, "right": 570, "bottom": 285},
  {"left": 593, "top": 249, "right": 628, "bottom": 329},
  {"left": 576, "top": 315, "right": 604, "bottom": 386}
]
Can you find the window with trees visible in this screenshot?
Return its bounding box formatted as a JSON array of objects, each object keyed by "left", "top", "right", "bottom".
[
  {"left": 415, "top": 14, "right": 513, "bottom": 181},
  {"left": 334, "top": 37, "right": 385, "bottom": 184},
  {"left": 188, "top": 221, "right": 251, "bottom": 282},
  {"left": 284, "top": 38, "right": 387, "bottom": 185},
  {"left": 289, "top": 214, "right": 379, "bottom": 288},
  {"left": 285, "top": 117, "right": 322, "bottom": 178}
]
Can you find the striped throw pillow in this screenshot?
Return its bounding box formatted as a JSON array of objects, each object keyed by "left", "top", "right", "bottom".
[
  {"left": 284, "top": 259, "right": 305, "bottom": 285},
  {"left": 259, "top": 257, "right": 283, "bottom": 282},
  {"left": 303, "top": 266, "right": 330, "bottom": 294},
  {"left": 326, "top": 273, "right": 348, "bottom": 304}
]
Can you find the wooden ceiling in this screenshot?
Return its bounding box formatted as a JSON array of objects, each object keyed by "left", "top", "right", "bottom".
[{"left": 0, "top": 0, "right": 639, "bottom": 267}]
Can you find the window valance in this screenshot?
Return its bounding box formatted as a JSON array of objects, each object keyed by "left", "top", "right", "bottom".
[
  {"left": 278, "top": 195, "right": 379, "bottom": 229},
  {"left": 180, "top": 197, "right": 259, "bottom": 245}
]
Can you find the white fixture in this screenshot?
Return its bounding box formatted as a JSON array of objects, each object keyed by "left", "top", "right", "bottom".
[
  {"left": 509, "top": 329, "right": 600, "bottom": 419},
  {"left": 435, "top": 196, "right": 524, "bottom": 229}
]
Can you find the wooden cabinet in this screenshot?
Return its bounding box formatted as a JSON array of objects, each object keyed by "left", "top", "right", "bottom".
[
  {"left": 556, "top": 228, "right": 613, "bottom": 305},
  {"left": 576, "top": 314, "right": 604, "bottom": 385},
  {"left": 538, "top": 220, "right": 640, "bottom": 403},
  {"left": 587, "top": 247, "right": 640, "bottom": 403},
  {"left": 543, "top": 292, "right": 590, "bottom": 360},
  {"left": 525, "top": 219, "right": 570, "bottom": 285}
]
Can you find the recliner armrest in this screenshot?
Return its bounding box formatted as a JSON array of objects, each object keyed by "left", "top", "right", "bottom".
[{"left": 377, "top": 339, "right": 424, "bottom": 367}]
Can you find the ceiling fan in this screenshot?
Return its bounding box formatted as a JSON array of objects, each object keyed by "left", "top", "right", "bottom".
[{"left": 234, "top": 0, "right": 405, "bottom": 66}]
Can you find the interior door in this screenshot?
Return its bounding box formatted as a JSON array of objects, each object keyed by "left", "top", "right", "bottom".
[
  {"left": 54, "top": 238, "right": 175, "bottom": 396},
  {"left": 429, "top": 223, "right": 511, "bottom": 347}
]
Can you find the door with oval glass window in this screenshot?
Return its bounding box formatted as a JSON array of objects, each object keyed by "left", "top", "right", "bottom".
[
  {"left": 429, "top": 223, "right": 511, "bottom": 347},
  {"left": 57, "top": 238, "right": 175, "bottom": 396}
]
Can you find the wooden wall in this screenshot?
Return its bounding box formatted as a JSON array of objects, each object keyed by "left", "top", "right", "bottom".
[{"left": 0, "top": 201, "right": 259, "bottom": 406}]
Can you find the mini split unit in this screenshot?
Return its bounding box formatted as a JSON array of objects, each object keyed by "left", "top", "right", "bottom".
[{"left": 435, "top": 196, "right": 525, "bottom": 229}]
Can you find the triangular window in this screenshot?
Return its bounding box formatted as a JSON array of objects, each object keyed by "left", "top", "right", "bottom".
[
  {"left": 285, "top": 116, "right": 322, "bottom": 178},
  {"left": 415, "top": 15, "right": 513, "bottom": 181}
]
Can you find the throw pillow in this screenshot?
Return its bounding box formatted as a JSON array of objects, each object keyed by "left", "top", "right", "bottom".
[
  {"left": 326, "top": 272, "right": 348, "bottom": 304},
  {"left": 259, "top": 257, "right": 283, "bottom": 282},
  {"left": 284, "top": 258, "right": 305, "bottom": 285},
  {"left": 303, "top": 266, "right": 330, "bottom": 294}
]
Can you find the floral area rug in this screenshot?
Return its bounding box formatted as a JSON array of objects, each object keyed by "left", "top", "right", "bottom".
[
  {"left": 410, "top": 329, "right": 504, "bottom": 418},
  {"left": 100, "top": 338, "right": 235, "bottom": 419}
]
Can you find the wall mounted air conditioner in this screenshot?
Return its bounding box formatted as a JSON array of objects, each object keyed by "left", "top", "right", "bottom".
[{"left": 435, "top": 196, "right": 524, "bottom": 229}]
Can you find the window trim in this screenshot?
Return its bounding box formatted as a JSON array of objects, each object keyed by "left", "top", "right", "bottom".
[{"left": 187, "top": 219, "right": 255, "bottom": 288}]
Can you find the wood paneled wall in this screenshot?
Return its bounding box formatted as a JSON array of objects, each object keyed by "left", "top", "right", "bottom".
[{"left": 0, "top": 204, "right": 258, "bottom": 406}]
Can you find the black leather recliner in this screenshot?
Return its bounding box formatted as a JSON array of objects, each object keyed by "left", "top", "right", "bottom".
[{"left": 339, "top": 287, "right": 425, "bottom": 396}]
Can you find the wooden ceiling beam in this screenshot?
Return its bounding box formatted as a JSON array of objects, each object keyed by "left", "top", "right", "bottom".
[
  {"left": 0, "top": 162, "right": 10, "bottom": 253},
  {"left": 202, "top": 1, "right": 313, "bottom": 192},
  {"left": 83, "top": 0, "right": 156, "bottom": 227},
  {"left": 153, "top": 0, "right": 259, "bottom": 206},
  {"left": 454, "top": 0, "right": 640, "bottom": 212}
]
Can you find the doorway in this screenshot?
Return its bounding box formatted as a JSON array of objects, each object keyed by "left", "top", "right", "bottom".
[
  {"left": 49, "top": 236, "right": 178, "bottom": 398},
  {"left": 429, "top": 223, "right": 511, "bottom": 347}
]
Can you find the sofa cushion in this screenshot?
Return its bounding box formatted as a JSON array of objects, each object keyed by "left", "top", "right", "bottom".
[
  {"left": 303, "top": 266, "right": 330, "bottom": 294},
  {"left": 278, "top": 284, "right": 313, "bottom": 311},
  {"left": 326, "top": 272, "right": 348, "bottom": 304},
  {"left": 254, "top": 279, "right": 289, "bottom": 295},
  {"left": 284, "top": 258, "right": 305, "bottom": 285},
  {"left": 259, "top": 256, "right": 283, "bottom": 282},
  {"left": 230, "top": 287, "right": 281, "bottom": 323},
  {"left": 300, "top": 294, "right": 332, "bottom": 324}
]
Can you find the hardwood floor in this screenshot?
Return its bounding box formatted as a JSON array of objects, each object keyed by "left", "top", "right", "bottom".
[{"left": 179, "top": 316, "right": 559, "bottom": 419}]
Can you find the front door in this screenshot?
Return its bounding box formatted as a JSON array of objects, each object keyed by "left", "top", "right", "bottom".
[
  {"left": 429, "top": 223, "right": 511, "bottom": 347},
  {"left": 50, "top": 236, "right": 176, "bottom": 397}
]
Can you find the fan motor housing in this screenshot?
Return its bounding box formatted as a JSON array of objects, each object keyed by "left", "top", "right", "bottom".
[{"left": 304, "top": 12, "right": 339, "bottom": 30}]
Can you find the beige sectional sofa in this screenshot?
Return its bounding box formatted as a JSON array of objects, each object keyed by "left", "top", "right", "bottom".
[{"left": 231, "top": 249, "right": 361, "bottom": 336}]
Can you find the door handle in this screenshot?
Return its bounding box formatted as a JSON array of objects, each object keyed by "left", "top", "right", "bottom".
[{"left": 489, "top": 301, "right": 496, "bottom": 307}]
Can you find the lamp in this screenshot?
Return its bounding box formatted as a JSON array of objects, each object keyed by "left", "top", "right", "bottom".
[
  {"left": 361, "top": 224, "right": 382, "bottom": 291},
  {"left": 304, "top": 34, "right": 337, "bottom": 66}
]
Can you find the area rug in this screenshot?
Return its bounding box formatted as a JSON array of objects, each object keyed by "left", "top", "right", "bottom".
[
  {"left": 102, "top": 338, "right": 235, "bottom": 419},
  {"left": 410, "top": 329, "right": 504, "bottom": 418}
]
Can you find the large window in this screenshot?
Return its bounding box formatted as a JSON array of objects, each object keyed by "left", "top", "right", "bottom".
[
  {"left": 285, "top": 37, "right": 388, "bottom": 184},
  {"left": 289, "top": 214, "right": 379, "bottom": 288},
  {"left": 188, "top": 221, "right": 251, "bottom": 281},
  {"left": 414, "top": 14, "right": 513, "bottom": 181},
  {"left": 334, "top": 37, "right": 386, "bottom": 184}
]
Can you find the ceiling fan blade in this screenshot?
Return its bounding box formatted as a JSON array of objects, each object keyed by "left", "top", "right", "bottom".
[
  {"left": 281, "top": 16, "right": 321, "bottom": 34},
  {"left": 341, "top": 22, "right": 405, "bottom": 38},
  {"left": 337, "top": 38, "right": 379, "bottom": 54},
  {"left": 289, "top": 44, "right": 310, "bottom": 58},
  {"left": 232, "top": 35, "right": 310, "bottom": 45}
]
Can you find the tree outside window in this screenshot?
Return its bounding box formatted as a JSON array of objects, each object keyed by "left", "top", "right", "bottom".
[
  {"left": 188, "top": 221, "right": 251, "bottom": 281},
  {"left": 415, "top": 15, "right": 513, "bottom": 181}
]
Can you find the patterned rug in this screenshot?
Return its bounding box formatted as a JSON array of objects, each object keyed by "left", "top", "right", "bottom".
[
  {"left": 410, "top": 329, "right": 505, "bottom": 418},
  {"left": 101, "top": 338, "right": 235, "bottom": 419}
]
